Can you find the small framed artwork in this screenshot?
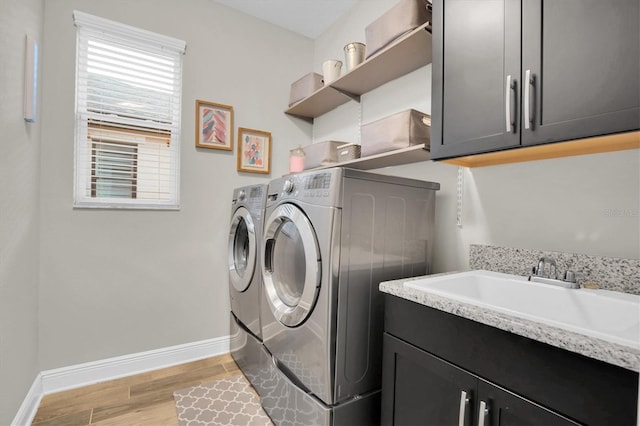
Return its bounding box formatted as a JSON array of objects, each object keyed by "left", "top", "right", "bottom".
[
  {"left": 237, "top": 127, "right": 271, "bottom": 174},
  {"left": 195, "top": 100, "right": 234, "bottom": 150}
]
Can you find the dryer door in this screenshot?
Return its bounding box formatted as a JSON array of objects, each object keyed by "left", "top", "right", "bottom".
[
  {"left": 262, "top": 203, "right": 321, "bottom": 327},
  {"left": 228, "top": 206, "right": 256, "bottom": 292}
]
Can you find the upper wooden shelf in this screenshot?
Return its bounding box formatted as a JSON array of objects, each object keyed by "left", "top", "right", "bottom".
[
  {"left": 284, "top": 86, "right": 352, "bottom": 121},
  {"left": 285, "top": 22, "right": 433, "bottom": 120}
]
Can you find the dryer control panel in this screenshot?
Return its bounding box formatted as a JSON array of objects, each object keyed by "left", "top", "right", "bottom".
[
  {"left": 303, "top": 173, "right": 331, "bottom": 191},
  {"left": 299, "top": 172, "right": 332, "bottom": 201},
  {"left": 267, "top": 170, "right": 340, "bottom": 207}
]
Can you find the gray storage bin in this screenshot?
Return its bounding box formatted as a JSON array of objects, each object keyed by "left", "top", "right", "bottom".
[
  {"left": 365, "top": 0, "right": 432, "bottom": 59},
  {"left": 360, "top": 109, "right": 431, "bottom": 157},
  {"left": 337, "top": 143, "right": 361, "bottom": 162},
  {"left": 303, "top": 141, "right": 349, "bottom": 169},
  {"left": 289, "top": 73, "right": 323, "bottom": 106}
]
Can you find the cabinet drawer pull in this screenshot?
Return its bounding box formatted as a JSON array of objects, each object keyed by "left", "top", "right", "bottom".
[
  {"left": 478, "top": 400, "right": 489, "bottom": 426},
  {"left": 524, "top": 69, "right": 535, "bottom": 130},
  {"left": 458, "top": 390, "right": 470, "bottom": 426},
  {"left": 504, "top": 74, "right": 516, "bottom": 133},
  {"left": 505, "top": 75, "right": 512, "bottom": 132}
]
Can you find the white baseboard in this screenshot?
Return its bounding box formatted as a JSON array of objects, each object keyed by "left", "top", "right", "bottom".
[
  {"left": 11, "top": 336, "right": 230, "bottom": 426},
  {"left": 11, "top": 373, "right": 43, "bottom": 426},
  {"left": 40, "top": 335, "right": 230, "bottom": 394}
]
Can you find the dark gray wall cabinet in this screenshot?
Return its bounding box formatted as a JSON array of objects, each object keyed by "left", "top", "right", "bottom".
[
  {"left": 430, "top": 0, "right": 640, "bottom": 160},
  {"left": 381, "top": 294, "right": 639, "bottom": 426}
]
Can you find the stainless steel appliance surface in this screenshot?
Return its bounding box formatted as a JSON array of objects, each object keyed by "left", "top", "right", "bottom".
[
  {"left": 259, "top": 168, "right": 439, "bottom": 425},
  {"left": 228, "top": 184, "right": 268, "bottom": 395}
]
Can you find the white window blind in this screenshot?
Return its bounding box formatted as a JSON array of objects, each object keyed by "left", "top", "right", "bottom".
[{"left": 73, "top": 11, "right": 186, "bottom": 209}]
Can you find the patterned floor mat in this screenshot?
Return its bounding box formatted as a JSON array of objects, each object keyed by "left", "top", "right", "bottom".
[{"left": 174, "top": 374, "right": 273, "bottom": 426}]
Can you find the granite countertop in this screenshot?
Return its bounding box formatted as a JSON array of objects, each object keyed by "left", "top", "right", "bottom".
[{"left": 380, "top": 273, "right": 640, "bottom": 373}]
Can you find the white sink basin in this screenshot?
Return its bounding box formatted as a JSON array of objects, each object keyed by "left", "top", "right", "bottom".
[{"left": 404, "top": 270, "right": 640, "bottom": 349}]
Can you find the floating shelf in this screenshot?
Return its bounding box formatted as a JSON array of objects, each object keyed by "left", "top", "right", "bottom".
[
  {"left": 285, "top": 22, "right": 433, "bottom": 120},
  {"left": 284, "top": 86, "right": 352, "bottom": 121},
  {"left": 308, "top": 144, "right": 431, "bottom": 171},
  {"left": 332, "top": 22, "right": 432, "bottom": 96}
]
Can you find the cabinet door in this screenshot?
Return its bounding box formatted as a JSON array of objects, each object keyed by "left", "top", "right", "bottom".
[
  {"left": 477, "top": 380, "right": 581, "bottom": 426},
  {"left": 521, "top": 0, "right": 640, "bottom": 145},
  {"left": 381, "top": 333, "right": 477, "bottom": 426},
  {"left": 431, "top": 0, "right": 522, "bottom": 160}
]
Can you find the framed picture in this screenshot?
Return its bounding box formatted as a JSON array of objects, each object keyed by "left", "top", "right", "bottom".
[
  {"left": 195, "top": 100, "right": 233, "bottom": 150},
  {"left": 237, "top": 127, "right": 271, "bottom": 174}
]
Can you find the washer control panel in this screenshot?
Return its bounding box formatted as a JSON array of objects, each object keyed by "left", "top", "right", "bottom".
[{"left": 233, "top": 185, "right": 265, "bottom": 210}]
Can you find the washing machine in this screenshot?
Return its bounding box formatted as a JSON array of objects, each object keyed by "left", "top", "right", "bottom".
[
  {"left": 228, "top": 184, "right": 268, "bottom": 393},
  {"left": 259, "top": 168, "right": 439, "bottom": 425}
]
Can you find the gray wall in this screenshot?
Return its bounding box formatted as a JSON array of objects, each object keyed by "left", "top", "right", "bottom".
[
  {"left": 312, "top": 0, "right": 640, "bottom": 272},
  {"left": 39, "top": 0, "right": 313, "bottom": 370},
  {"left": 0, "top": 0, "right": 43, "bottom": 422}
]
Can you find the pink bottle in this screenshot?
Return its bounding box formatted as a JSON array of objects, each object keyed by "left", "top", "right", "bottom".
[{"left": 289, "top": 146, "right": 305, "bottom": 173}]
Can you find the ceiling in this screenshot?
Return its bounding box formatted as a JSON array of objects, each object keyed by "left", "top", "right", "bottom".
[{"left": 212, "top": 0, "right": 357, "bottom": 39}]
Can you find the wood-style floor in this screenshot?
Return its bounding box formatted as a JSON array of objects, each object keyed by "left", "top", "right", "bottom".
[{"left": 32, "top": 353, "right": 240, "bottom": 426}]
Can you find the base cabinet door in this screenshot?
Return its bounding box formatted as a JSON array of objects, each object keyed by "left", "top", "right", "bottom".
[
  {"left": 381, "top": 333, "right": 581, "bottom": 426},
  {"left": 477, "top": 380, "right": 579, "bottom": 426},
  {"left": 381, "top": 333, "right": 476, "bottom": 425}
]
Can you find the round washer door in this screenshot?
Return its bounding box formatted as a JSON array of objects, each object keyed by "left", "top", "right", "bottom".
[
  {"left": 228, "top": 206, "right": 256, "bottom": 292},
  {"left": 262, "top": 203, "right": 321, "bottom": 327}
]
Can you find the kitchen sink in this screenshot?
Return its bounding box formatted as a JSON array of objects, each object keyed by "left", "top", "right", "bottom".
[{"left": 403, "top": 270, "right": 640, "bottom": 349}]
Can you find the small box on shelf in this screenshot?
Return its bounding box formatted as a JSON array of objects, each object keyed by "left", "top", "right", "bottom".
[
  {"left": 365, "top": 0, "right": 432, "bottom": 59},
  {"left": 361, "top": 109, "right": 431, "bottom": 157},
  {"left": 303, "top": 141, "right": 350, "bottom": 170},
  {"left": 289, "top": 73, "right": 323, "bottom": 107},
  {"left": 337, "top": 143, "right": 361, "bottom": 162}
]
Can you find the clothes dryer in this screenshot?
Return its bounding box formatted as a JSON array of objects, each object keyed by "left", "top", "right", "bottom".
[
  {"left": 228, "top": 184, "right": 267, "bottom": 393},
  {"left": 259, "top": 168, "right": 439, "bottom": 425}
]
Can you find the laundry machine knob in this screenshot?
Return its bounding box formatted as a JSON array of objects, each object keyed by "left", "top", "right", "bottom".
[
  {"left": 283, "top": 179, "right": 294, "bottom": 194},
  {"left": 238, "top": 190, "right": 246, "bottom": 201}
]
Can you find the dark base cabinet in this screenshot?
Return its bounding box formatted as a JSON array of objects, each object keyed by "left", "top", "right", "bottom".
[
  {"left": 383, "top": 334, "right": 579, "bottom": 426},
  {"left": 384, "top": 333, "right": 476, "bottom": 425},
  {"left": 381, "top": 295, "right": 639, "bottom": 426}
]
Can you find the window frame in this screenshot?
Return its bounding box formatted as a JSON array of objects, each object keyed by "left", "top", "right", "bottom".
[{"left": 72, "top": 11, "right": 186, "bottom": 210}]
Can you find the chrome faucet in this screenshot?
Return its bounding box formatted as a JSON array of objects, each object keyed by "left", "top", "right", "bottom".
[
  {"left": 529, "top": 256, "right": 580, "bottom": 289},
  {"left": 534, "top": 256, "right": 557, "bottom": 279}
]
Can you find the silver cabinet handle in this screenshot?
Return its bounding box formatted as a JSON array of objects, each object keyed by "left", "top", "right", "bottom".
[
  {"left": 458, "top": 390, "right": 470, "bottom": 426},
  {"left": 524, "top": 69, "right": 533, "bottom": 130},
  {"left": 478, "top": 400, "right": 489, "bottom": 426},
  {"left": 505, "top": 74, "right": 512, "bottom": 132}
]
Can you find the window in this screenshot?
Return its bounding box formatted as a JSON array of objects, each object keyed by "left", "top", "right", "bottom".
[
  {"left": 92, "top": 141, "right": 137, "bottom": 198},
  {"left": 73, "top": 11, "right": 186, "bottom": 208}
]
